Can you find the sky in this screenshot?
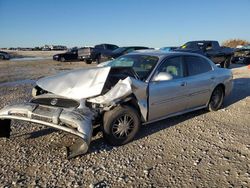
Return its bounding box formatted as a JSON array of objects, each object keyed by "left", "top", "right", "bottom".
[{"left": 0, "top": 0, "right": 250, "bottom": 48}]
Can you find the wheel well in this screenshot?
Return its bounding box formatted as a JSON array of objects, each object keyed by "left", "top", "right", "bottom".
[
  {"left": 215, "top": 83, "right": 225, "bottom": 95},
  {"left": 215, "top": 83, "right": 225, "bottom": 94},
  {"left": 207, "top": 83, "right": 225, "bottom": 106},
  {"left": 120, "top": 95, "right": 144, "bottom": 122}
]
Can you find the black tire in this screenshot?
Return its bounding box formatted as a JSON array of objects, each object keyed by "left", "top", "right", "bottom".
[
  {"left": 60, "top": 57, "right": 65, "bottom": 62},
  {"left": 0, "top": 55, "right": 5, "bottom": 60},
  {"left": 208, "top": 86, "right": 224, "bottom": 111},
  {"left": 103, "top": 105, "right": 141, "bottom": 146},
  {"left": 85, "top": 59, "right": 92, "bottom": 64},
  {"left": 231, "top": 57, "right": 237, "bottom": 64},
  {"left": 96, "top": 55, "right": 101, "bottom": 64},
  {"left": 221, "top": 57, "right": 231, "bottom": 68},
  {"left": 243, "top": 57, "right": 250, "bottom": 65}
]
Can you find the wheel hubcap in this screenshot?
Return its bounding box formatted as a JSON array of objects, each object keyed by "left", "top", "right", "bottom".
[{"left": 112, "top": 115, "right": 134, "bottom": 139}]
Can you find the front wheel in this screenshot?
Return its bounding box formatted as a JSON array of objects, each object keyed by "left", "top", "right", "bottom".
[
  {"left": 0, "top": 55, "right": 4, "bottom": 60},
  {"left": 208, "top": 86, "right": 224, "bottom": 111},
  {"left": 103, "top": 105, "right": 141, "bottom": 146}
]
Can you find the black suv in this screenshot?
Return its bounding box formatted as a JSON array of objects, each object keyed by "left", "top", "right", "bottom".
[
  {"left": 100, "top": 46, "right": 150, "bottom": 61},
  {"left": 53, "top": 48, "right": 78, "bottom": 62}
]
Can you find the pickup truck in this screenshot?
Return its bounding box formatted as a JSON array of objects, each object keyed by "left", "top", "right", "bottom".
[
  {"left": 175, "top": 40, "right": 234, "bottom": 68},
  {"left": 78, "top": 44, "right": 119, "bottom": 64}
]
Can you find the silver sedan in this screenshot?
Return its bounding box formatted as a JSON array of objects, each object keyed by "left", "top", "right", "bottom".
[{"left": 0, "top": 51, "right": 233, "bottom": 158}]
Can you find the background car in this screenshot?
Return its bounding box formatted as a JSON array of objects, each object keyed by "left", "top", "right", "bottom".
[
  {"left": 100, "top": 46, "right": 151, "bottom": 61},
  {"left": 78, "top": 43, "right": 119, "bottom": 64},
  {"left": 0, "top": 51, "right": 10, "bottom": 60},
  {"left": 53, "top": 48, "right": 78, "bottom": 62},
  {"left": 232, "top": 44, "right": 250, "bottom": 64},
  {"left": 175, "top": 40, "right": 234, "bottom": 68}
]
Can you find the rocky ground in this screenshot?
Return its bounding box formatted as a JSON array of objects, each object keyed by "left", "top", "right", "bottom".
[{"left": 0, "top": 57, "right": 249, "bottom": 187}]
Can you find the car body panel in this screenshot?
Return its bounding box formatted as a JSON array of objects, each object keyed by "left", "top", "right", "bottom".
[
  {"left": 148, "top": 78, "right": 189, "bottom": 121},
  {"left": 0, "top": 51, "right": 233, "bottom": 158},
  {"left": 37, "top": 67, "right": 111, "bottom": 100}
]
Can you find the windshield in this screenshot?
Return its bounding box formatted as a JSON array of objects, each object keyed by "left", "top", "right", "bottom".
[
  {"left": 107, "top": 54, "right": 159, "bottom": 81},
  {"left": 112, "top": 47, "right": 127, "bottom": 53},
  {"left": 181, "top": 42, "right": 204, "bottom": 49}
]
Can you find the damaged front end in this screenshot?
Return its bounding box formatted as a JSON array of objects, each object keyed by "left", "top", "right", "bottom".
[
  {"left": 0, "top": 102, "right": 94, "bottom": 159},
  {"left": 0, "top": 66, "right": 148, "bottom": 158}
]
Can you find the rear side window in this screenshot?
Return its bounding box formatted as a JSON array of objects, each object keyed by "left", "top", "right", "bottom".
[
  {"left": 95, "top": 45, "right": 103, "bottom": 49},
  {"left": 107, "top": 45, "right": 118, "bottom": 50},
  {"left": 184, "top": 56, "right": 212, "bottom": 76}
]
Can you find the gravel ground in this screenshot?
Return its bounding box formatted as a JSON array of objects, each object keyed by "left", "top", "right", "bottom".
[{"left": 0, "top": 60, "right": 249, "bottom": 187}]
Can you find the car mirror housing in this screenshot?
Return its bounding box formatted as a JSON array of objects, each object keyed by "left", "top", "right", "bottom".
[{"left": 152, "top": 72, "right": 173, "bottom": 82}]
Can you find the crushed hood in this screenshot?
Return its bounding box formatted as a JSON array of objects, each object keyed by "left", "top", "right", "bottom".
[{"left": 37, "top": 67, "right": 111, "bottom": 100}]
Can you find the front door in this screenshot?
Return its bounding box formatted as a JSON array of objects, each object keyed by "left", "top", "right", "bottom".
[{"left": 148, "top": 56, "right": 189, "bottom": 121}]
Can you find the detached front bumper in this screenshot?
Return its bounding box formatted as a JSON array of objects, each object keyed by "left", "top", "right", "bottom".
[{"left": 0, "top": 103, "right": 93, "bottom": 159}]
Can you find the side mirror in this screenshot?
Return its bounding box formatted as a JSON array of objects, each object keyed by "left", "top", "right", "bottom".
[{"left": 152, "top": 72, "right": 173, "bottom": 82}]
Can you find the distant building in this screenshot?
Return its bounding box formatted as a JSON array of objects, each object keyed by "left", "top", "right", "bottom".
[{"left": 42, "top": 45, "right": 67, "bottom": 51}]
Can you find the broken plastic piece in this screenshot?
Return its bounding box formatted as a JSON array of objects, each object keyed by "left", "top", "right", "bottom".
[{"left": 67, "top": 139, "right": 89, "bottom": 159}]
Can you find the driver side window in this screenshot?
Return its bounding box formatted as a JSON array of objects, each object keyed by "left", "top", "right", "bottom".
[{"left": 157, "top": 56, "right": 184, "bottom": 79}]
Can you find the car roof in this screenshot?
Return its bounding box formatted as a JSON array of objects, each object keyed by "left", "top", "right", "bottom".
[
  {"left": 95, "top": 43, "right": 118, "bottom": 46},
  {"left": 118, "top": 46, "right": 149, "bottom": 48},
  {"left": 128, "top": 49, "right": 204, "bottom": 59},
  {"left": 185, "top": 40, "right": 217, "bottom": 43}
]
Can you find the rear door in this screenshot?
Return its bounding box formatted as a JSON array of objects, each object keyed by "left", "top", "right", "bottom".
[
  {"left": 148, "top": 56, "right": 189, "bottom": 121},
  {"left": 183, "top": 55, "right": 215, "bottom": 109}
]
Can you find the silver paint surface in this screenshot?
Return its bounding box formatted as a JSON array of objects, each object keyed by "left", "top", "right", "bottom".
[{"left": 37, "top": 67, "right": 111, "bottom": 100}]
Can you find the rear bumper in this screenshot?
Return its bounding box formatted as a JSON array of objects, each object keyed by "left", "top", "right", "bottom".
[{"left": 0, "top": 103, "right": 93, "bottom": 158}]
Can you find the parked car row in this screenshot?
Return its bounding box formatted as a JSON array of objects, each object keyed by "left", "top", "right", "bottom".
[
  {"left": 1, "top": 40, "right": 239, "bottom": 68},
  {"left": 52, "top": 40, "right": 236, "bottom": 69}
]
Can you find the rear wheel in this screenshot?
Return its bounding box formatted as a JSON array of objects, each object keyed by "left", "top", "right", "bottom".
[
  {"left": 96, "top": 55, "right": 101, "bottom": 64},
  {"left": 60, "top": 57, "right": 65, "bottom": 62},
  {"left": 220, "top": 57, "right": 231, "bottom": 68},
  {"left": 208, "top": 86, "right": 224, "bottom": 111},
  {"left": 85, "top": 59, "right": 92, "bottom": 64},
  {"left": 243, "top": 57, "right": 250, "bottom": 65},
  {"left": 103, "top": 105, "right": 141, "bottom": 146},
  {"left": 0, "top": 55, "right": 4, "bottom": 60}
]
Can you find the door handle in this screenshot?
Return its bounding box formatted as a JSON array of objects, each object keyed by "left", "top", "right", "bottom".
[
  {"left": 180, "top": 82, "right": 187, "bottom": 86},
  {"left": 210, "top": 77, "right": 215, "bottom": 80}
]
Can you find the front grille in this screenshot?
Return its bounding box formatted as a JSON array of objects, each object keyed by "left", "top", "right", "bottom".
[{"left": 31, "top": 97, "right": 79, "bottom": 108}]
